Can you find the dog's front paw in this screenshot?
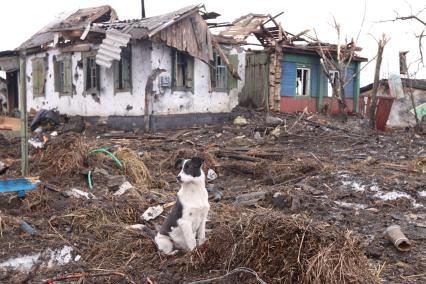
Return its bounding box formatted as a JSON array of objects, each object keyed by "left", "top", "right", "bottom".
[{"left": 197, "top": 238, "right": 207, "bottom": 246}]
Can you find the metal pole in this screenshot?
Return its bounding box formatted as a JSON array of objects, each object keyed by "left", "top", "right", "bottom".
[
  {"left": 141, "top": 0, "right": 146, "bottom": 18},
  {"left": 19, "top": 51, "right": 28, "bottom": 176}
]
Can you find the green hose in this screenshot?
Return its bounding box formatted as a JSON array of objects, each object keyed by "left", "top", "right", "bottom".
[
  {"left": 87, "top": 170, "right": 93, "bottom": 190},
  {"left": 87, "top": 148, "right": 123, "bottom": 168},
  {"left": 86, "top": 148, "right": 123, "bottom": 189}
]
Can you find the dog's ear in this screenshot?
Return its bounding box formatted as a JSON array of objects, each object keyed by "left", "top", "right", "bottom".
[
  {"left": 175, "top": 158, "right": 185, "bottom": 170},
  {"left": 191, "top": 157, "right": 204, "bottom": 168}
]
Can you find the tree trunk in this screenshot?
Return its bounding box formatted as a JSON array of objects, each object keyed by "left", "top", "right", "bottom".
[{"left": 369, "top": 35, "right": 387, "bottom": 129}]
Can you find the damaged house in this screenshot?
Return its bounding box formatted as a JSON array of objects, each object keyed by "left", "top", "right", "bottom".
[
  {"left": 0, "top": 5, "right": 244, "bottom": 130},
  {"left": 219, "top": 14, "right": 367, "bottom": 114},
  {"left": 360, "top": 78, "right": 426, "bottom": 128}
]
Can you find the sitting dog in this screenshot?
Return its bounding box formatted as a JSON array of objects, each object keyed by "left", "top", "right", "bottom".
[{"left": 155, "top": 157, "right": 210, "bottom": 254}]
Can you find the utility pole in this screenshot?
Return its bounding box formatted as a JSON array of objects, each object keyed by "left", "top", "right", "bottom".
[
  {"left": 141, "top": 0, "right": 146, "bottom": 18},
  {"left": 19, "top": 51, "right": 28, "bottom": 176}
]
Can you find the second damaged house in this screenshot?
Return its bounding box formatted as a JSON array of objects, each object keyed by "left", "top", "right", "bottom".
[
  {"left": 0, "top": 5, "right": 244, "bottom": 131},
  {"left": 220, "top": 14, "right": 367, "bottom": 114}
]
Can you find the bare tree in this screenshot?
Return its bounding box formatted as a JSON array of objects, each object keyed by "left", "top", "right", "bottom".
[
  {"left": 378, "top": 6, "right": 426, "bottom": 65},
  {"left": 313, "top": 11, "right": 374, "bottom": 120}
]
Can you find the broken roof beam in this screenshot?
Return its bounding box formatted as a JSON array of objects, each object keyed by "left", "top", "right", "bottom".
[
  {"left": 265, "top": 13, "right": 286, "bottom": 41},
  {"left": 212, "top": 40, "right": 240, "bottom": 80},
  {"left": 288, "top": 29, "right": 311, "bottom": 42}
]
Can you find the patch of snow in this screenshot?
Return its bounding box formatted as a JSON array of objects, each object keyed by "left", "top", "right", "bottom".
[
  {"left": 369, "top": 185, "right": 380, "bottom": 192},
  {"left": 374, "top": 191, "right": 424, "bottom": 208},
  {"left": 419, "top": 191, "right": 426, "bottom": 197},
  {"left": 375, "top": 191, "right": 411, "bottom": 201},
  {"left": 334, "top": 201, "right": 367, "bottom": 210},
  {"left": 0, "top": 246, "right": 74, "bottom": 272},
  {"left": 341, "top": 180, "right": 366, "bottom": 192}
]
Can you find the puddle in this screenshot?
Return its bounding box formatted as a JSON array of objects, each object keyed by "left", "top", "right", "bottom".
[{"left": 0, "top": 246, "right": 74, "bottom": 272}]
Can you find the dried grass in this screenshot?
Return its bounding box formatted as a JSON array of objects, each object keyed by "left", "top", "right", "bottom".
[
  {"left": 115, "top": 147, "right": 152, "bottom": 186},
  {"left": 187, "top": 210, "right": 380, "bottom": 284},
  {"left": 31, "top": 133, "right": 89, "bottom": 179}
]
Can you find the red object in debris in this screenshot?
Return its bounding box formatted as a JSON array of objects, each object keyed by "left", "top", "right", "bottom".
[{"left": 375, "top": 96, "right": 394, "bottom": 131}]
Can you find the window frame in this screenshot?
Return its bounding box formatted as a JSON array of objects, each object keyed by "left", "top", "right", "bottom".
[
  {"left": 296, "top": 67, "right": 311, "bottom": 96},
  {"left": 211, "top": 52, "right": 228, "bottom": 91},
  {"left": 114, "top": 45, "right": 132, "bottom": 93},
  {"left": 172, "top": 50, "right": 194, "bottom": 92},
  {"left": 54, "top": 54, "right": 72, "bottom": 96},
  {"left": 31, "top": 57, "right": 46, "bottom": 98},
  {"left": 83, "top": 52, "right": 100, "bottom": 95}
]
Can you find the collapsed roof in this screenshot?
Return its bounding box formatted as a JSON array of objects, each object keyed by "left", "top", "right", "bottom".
[
  {"left": 218, "top": 13, "right": 367, "bottom": 62},
  {"left": 18, "top": 5, "right": 117, "bottom": 50}
]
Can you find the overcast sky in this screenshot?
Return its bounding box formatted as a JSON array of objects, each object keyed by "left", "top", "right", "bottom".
[{"left": 0, "top": 0, "right": 425, "bottom": 85}]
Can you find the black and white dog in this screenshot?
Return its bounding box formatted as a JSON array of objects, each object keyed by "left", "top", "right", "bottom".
[{"left": 155, "top": 157, "right": 210, "bottom": 254}]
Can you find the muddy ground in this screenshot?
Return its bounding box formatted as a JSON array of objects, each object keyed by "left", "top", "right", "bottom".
[{"left": 0, "top": 109, "right": 425, "bottom": 283}]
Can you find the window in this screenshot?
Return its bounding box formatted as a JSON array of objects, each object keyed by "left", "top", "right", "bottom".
[
  {"left": 32, "top": 58, "right": 46, "bottom": 97},
  {"left": 84, "top": 55, "right": 100, "bottom": 94},
  {"left": 173, "top": 50, "right": 194, "bottom": 90},
  {"left": 211, "top": 52, "right": 228, "bottom": 90},
  {"left": 54, "top": 55, "right": 72, "bottom": 95},
  {"left": 296, "top": 67, "right": 310, "bottom": 96},
  {"left": 114, "top": 46, "right": 131, "bottom": 92},
  {"left": 327, "top": 70, "right": 339, "bottom": 97}
]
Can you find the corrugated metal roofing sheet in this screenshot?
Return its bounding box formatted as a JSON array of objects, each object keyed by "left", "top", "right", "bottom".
[
  {"left": 96, "top": 29, "right": 131, "bottom": 68},
  {"left": 94, "top": 4, "right": 203, "bottom": 39}
]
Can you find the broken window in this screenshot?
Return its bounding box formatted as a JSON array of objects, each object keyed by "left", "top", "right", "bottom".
[
  {"left": 54, "top": 54, "right": 72, "bottom": 95},
  {"left": 211, "top": 52, "right": 228, "bottom": 90},
  {"left": 172, "top": 50, "right": 194, "bottom": 90},
  {"left": 327, "top": 70, "right": 339, "bottom": 97},
  {"left": 296, "top": 67, "right": 310, "bottom": 96},
  {"left": 114, "top": 45, "right": 132, "bottom": 92},
  {"left": 84, "top": 55, "right": 100, "bottom": 94},
  {"left": 32, "top": 58, "right": 46, "bottom": 97}
]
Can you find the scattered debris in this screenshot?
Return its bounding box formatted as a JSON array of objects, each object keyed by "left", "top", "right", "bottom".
[
  {"left": 207, "top": 169, "right": 218, "bottom": 181},
  {"left": 233, "top": 116, "right": 248, "bottom": 126},
  {"left": 30, "top": 109, "right": 60, "bottom": 132},
  {"left": 235, "top": 191, "right": 267, "bottom": 206},
  {"left": 113, "top": 181, "right": 133, "bottom": 196},
  {"left": 65, "top": 188, "right": 96, "bottom": 199},
  {"left": 384, "top": 225, "right": 412, "bottom": 252},
  {"left": 142, "top": 205, "right": 164, "bottom": 221},
  {"left": 206, "top": 186, "right": 223, "bottom": 202},
  {"left": 20, "top": 220, "right": 38, "bottom": 236},
  {"left": 266, "top": 115, "right": 284, "bottom": 125},
  {"left": 28, "top": 137, "right": 45, "bottom": 149}
]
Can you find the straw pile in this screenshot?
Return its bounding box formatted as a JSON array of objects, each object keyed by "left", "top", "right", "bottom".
[
  {"left": 186, "top": 211, "right": 380, "bottom": 284},
  {"left": 32, "top": 133, "right": 89, "bottom": 179},
  {"left": 115, "top": 147, "right": 152, "bottom": 186}
]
